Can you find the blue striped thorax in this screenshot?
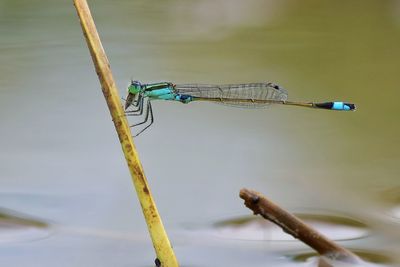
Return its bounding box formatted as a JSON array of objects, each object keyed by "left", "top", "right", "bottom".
[
  {"left": 143, "top": 82, "right": 175, "bottom": 100},
  {"left": 138, "top": 82, "right": 193, "bottom": 103}
]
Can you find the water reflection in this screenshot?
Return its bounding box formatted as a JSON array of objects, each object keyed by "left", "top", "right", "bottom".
[
  {"left": 164, "top": 0, "right": 288, "bottom": 40},
  {"left": 380, "top": 187, "right": 400, "bottom": 221},
  {"left": 0, "top": 208, "right": 50, "bottom": 243},
  {"left": 289, "top": 250, "right": 394, "bottom": 267},
  {"left": 211, "top": 212, "right": 369, "bottom": 242}
]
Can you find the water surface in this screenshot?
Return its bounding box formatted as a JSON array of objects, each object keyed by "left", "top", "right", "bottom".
[{"left": 0, "top": 0, "right": 399, "bottom": 266}]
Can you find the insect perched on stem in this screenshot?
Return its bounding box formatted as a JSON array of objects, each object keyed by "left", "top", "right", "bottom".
[{"left": 124, "top": 80, "right": 356, "bottom": 136}]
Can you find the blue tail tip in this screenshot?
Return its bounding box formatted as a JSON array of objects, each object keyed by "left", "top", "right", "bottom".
[
  {"left": 315, "top": 102, "right": 356, "bottom": 111},
  {"left": 334, "top": 102, "right": 356, "bottom": 111},
  {"left": 344, "top": 103, "right": 356, "bottom": 111}
]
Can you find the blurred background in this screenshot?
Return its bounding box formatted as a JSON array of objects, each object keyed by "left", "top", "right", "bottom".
[{"left": 0, "top": 0, "right": 399, "bottom": 266}]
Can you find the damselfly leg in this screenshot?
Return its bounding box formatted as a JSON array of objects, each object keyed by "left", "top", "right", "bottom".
[
  {"left": 125, "top": 93, "right": 143, "bottom": 114},
  {"left": 131, "top": 100, "right": 154, "bottom": 137},
  {"left": 124, "top": 95, "right": 154, "bottom": 137}
]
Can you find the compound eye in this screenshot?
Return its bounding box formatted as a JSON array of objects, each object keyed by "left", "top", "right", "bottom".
[{"left": 131, "top": 80, "right": 141, "bottom": 86}]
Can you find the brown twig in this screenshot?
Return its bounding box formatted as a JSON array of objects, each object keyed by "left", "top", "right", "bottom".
[{"left": 239, "top": 188, "right": 360, "bottom": 263}]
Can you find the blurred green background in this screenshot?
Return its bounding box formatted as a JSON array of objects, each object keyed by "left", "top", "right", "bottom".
[{"left": 0, "top": 0, "right": 399, "bottom": 266}]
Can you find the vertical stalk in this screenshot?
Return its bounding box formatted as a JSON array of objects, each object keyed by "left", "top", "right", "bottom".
[{"left": 73, "top": 1, "right": 179, "bottom": 266}]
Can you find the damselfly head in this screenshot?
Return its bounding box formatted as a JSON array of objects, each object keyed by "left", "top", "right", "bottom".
[
  {"left": 125, "top": 80, "right": 142, "bottom": 110},
  {"left": 128, "top": 80, "right": 142, "bottom": 93},
  {"left": 124, "top": 92, "right": 135, "bottom": 110}
]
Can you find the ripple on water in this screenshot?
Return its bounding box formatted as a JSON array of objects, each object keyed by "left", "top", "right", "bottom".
[
  {"left": 380, "top": 187, "right": 400, "bottom": 220},
  {"left": 0, "top": 208, "right": 51, "bottom": 243},
  {"left": 210, "top": 212, "right": 369, "bottom": 242},
  {"left": 288, "top": 250, "right": 394, "bottom": 267}
]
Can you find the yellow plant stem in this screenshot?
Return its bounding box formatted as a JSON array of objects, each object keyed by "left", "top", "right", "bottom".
[{"left": 73, "top": 0, "right": 179, "bottom": 266}]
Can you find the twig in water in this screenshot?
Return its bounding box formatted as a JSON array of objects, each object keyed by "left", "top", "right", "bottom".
[{"left": 239, "top": 188, "right": 360, "bottom": 264}]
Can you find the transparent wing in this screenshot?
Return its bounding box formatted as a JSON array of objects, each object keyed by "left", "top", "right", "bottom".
[{"left": 174, "top": 83, "right": 288, "bottom": 108}]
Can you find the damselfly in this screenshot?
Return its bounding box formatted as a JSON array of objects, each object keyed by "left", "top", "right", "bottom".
[{"left": 124, "top": 81, "right": 356, "bottom": 136}]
